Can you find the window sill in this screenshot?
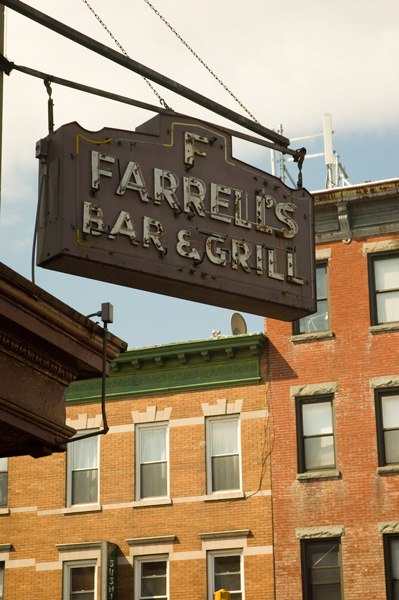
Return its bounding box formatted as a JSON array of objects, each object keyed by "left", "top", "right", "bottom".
[
  {"left": 132, "top": 498, "right": 172, "bottom": 508},
  {"left": 0, "top": 507, "right": 10, "bottom": 516},
  {"left": 204, "top": 491, "right": 245, "bottom": 502},
  {"left": 297, "top": 470, "right": 340, "bottom": 481},
  {"left": 291, "top": 331, "right": 334, "bottom": 343},
  {"left": 369, "top": 322, "right": 399, "bottom": 335},
  {"left": 377, "top": 465, "right": 399, "bottom": 475},
  {"left": 63, "top": 504, "right": 102, "bottom": 515}
]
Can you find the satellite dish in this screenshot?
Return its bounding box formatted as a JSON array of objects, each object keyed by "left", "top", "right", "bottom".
[{"left": 231, "top": 313, "right": 247, "bottom": 336}]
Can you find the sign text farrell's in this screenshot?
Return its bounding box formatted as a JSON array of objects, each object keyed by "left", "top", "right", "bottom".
[{"left": 36, "top": 115, "right": 316, "bottom": 319}]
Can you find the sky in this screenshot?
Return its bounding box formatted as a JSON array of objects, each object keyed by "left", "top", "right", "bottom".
[{"left": 1, "top": 0, "right": 399, "bottom": 349}]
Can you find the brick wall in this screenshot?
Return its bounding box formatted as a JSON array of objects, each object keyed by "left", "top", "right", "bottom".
[
  {"left": 0, "top": 335, "right": 273, "bottom": 600},
  {"left": 267, "top": 232, "right": 399, "bottom": 600}
]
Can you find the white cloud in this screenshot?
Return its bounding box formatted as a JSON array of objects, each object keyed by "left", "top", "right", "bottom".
[{"left": 1, "top": 0, "right": 398, "bottom": 346}]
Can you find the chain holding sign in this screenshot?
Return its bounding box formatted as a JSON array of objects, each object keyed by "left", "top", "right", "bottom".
[{"left": 36, "top": 115, "right": 316, "bottom": 320}]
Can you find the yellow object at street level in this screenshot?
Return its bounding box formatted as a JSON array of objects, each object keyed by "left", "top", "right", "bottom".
[{"left": 214, "top": 591, "right": 231, "bottom": 600}]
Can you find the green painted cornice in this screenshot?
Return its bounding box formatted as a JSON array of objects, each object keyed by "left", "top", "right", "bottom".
[{"left": 67, "top": 333, "right": 267, "bottom": 404}]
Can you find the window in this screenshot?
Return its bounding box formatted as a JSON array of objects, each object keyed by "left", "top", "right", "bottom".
[
  {"left": 369, "top": 252, "right": 399, "bottom": 325},
  {"left": 0, "top": 458, "right": 8, "bottom": 506},
  {"left": 67, "top": 434, "right": 99, "bottom": 506},
  {"left": 301, "top": 540, "right": 342, "bottom": 600},
  {"left": 0, "top": 562, "right": 4, "bottom": 600},
  {"left": 206, "top": 416, "right": 241, "bottom": 493},
  {"left": 296, "top": 396, "right": 336, "bottom": 473},
  {"left": 208, "top": 552, "right": 243, "bottom": 600},
  {"left": 136, "top": 424, "right": 168, "bottom": 500},
  {"left": 375, "top": 390, "right": 399, "bottom": 466},
  {"left": 135, "top": 557, "right": 168, "bottom": 600},
  {"left": 294, "top": 262, "right": 329, "bottom": 334},
  {"left": 384, "top": 536, "right": 399, "bottom": 599},
  {"left": 63, "top": 561, "right": 97, "bottom": 600}
]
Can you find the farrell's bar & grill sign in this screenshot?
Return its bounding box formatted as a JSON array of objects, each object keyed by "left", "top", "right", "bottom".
[{"left": 36, "top": 114, "right": 315, "bottom": 320}]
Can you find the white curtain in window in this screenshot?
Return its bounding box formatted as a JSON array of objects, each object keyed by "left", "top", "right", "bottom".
[
  {"left": 377, "top": 291, "right": 399, "bottom": 323},
  {"left": 211, "top": 420, "right": 238, "bottom": 455},
  {"left": 382, "top": 395, "right": 399, "bottom": 428},
  {"left": 302, "top": 402, "right": 332, "bottom": 436},
  {"left": 72, "top": 437, "right": 98, "bottom": 470},
  {"left": 375, "top": 257, "right": 399, "bottom": 290},
  {"left": 0, "top": 458, "right": 8, "bottom": 472},
  {"left": 391, "top": 539, "right": 399, "bottom": 578},
  {"left": 141, "top": 427, "right": 166, "bottom": 462}
]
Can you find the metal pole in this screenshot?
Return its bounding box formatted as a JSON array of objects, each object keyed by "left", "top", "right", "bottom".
[
  {"left": 1, "top": 0, "right": 290, "bottom": 147},
  {"left": 0, "top": 55, "right": 303, "bottom": 159}
]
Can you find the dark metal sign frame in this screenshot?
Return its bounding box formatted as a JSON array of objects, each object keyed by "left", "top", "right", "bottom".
[
  {"left": 2, "top": 0, "right": 289, "bottom": 147},
  {"left": 36, "top": 116, "right": 316, "bottom": 320}
]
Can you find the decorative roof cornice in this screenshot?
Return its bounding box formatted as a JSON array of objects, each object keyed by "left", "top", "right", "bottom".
[
  {"left": 67, "top": 333, "right": 267, "bottom": 403},
  {"left": 312, "top": 179, "right": 399, "bottom": 243},
  {"left": 0, "top": 328, "right": 76, "bottom": 385}
]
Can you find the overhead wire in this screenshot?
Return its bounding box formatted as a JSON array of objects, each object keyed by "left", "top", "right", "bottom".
[
  {"left": 80, "top": 0, "right": 172, "bottom": 110},
  {"left": 81, "top": 0, "right": 259, "bottom": 125},
  {"left": 142, "top": 0, "right": 260, "bottom": 124}
]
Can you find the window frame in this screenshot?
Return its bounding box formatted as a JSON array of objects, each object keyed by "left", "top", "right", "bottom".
[
  {"left": 375, "top": 389, "right": 399, "bottom": 467},
  {"left": 135, "top": 422, "right": 169, "bottom": 501},
  {"left": 384, "top": 535, "right": 399, "bottom": 600},
  {"left": 296, "top": 395, "right": 336, "bottom": 474},
  {"left": 207, "top": 550, "right": 244, "bottom": 600},
  {"left": 293, "top": 261, "right": 330, "bottom": 335},
  {"left": 66, "top": 431, "right": 100, "bottom": 507},
  {"left": 63, "top": 559, "right": 97, "bottom": 600},
  {"left": 301, "top": 538, "right": 343, "bottom": 600},
  {"left": 134, "top": 555, "right": 169, "bottom": 600},
  {"left": 206, "top": 415, "right": 241, "bottom": 495},
  {"left": 368, "top": 250, "right": 399, "bottom": 326},
  {"left": 0, "top": 458, "right": 8, "bottom": 507}
]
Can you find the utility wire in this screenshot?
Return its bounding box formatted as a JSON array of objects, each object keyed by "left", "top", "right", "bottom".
[
  {"left": 142, "top": 0, "right": 260, "bottom": 124},
  {"left": 81, "top": 0, "right": 172, "bottom": 110}
]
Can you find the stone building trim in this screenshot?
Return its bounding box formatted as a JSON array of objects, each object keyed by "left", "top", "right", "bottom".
[
  {"left": 291, "top": 331, "right": 335, "bottom": 344},
  {"left": 316, "top": 248, "right": 332, "bottom": 260},
  {"left": 363, "top": 238, "right": 399, "bottom": 255},
  {"left": 369, "top": 376, "right": 399, "bottom": 389},
  {"left": 66, "top": 413, "right": 102, "bottom": 430},
  {"left": 370, "top": 323, "right": 399, "bottom": 335},
  {"left": 295, "top": 525, "right": 345, "bottom": 539},
  {"left": 198, "top": 529, "right": 250, "bottom": 550},
  {"left": 56, "top": 541, "right": 103, "bottom": 562},
  {"left": 296, "top": 470, "right": 340, "bottom": 481},
  {"left": 0, "top": 544, "right": 12, "bottom": 561},
  {"left": 201, "top": 398, "right": 243, "bottom": 416},
  {"left": 126, "top": 535, "right": 176, "bottom": 557},
  {"left": 291, "top": 382, "right": 338, "bottom": 397},
  {"left": 379, "top": 522, "right": 399, "bottom": 535},
  {"left": 131, "top": 406, "right": 172, "bottom": 424}
]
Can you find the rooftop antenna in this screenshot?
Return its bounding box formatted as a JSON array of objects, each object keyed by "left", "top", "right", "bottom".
[{"left": 270, "top": 114, "right": 350, "bottom": 189}]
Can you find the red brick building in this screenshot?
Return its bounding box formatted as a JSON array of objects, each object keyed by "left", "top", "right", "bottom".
[
  {"left": 0, "top": 333, "right": 273, "bottom": 600},
  {"left": 266, "top": 179, "right": 399, "bottom": 600}
]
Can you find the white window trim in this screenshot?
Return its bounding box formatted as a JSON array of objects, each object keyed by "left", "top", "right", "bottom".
[
  {"left": 135, "top": 422, "right": 169, "bottom": 501},
  {"left": 63, "top": 559, "right": 97, "bottom": 600},
  {"left": 134, "top": 554, "right": 169, "bottom": 600},
  {"left": 207, "top": 549, "right": 244, "bottom": 600},
  {"left": 66, "top": 431, "right": 100, "bottom": 508},
  {"left": 206, "top": 415, "right": 242, "bottom": 495}
]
